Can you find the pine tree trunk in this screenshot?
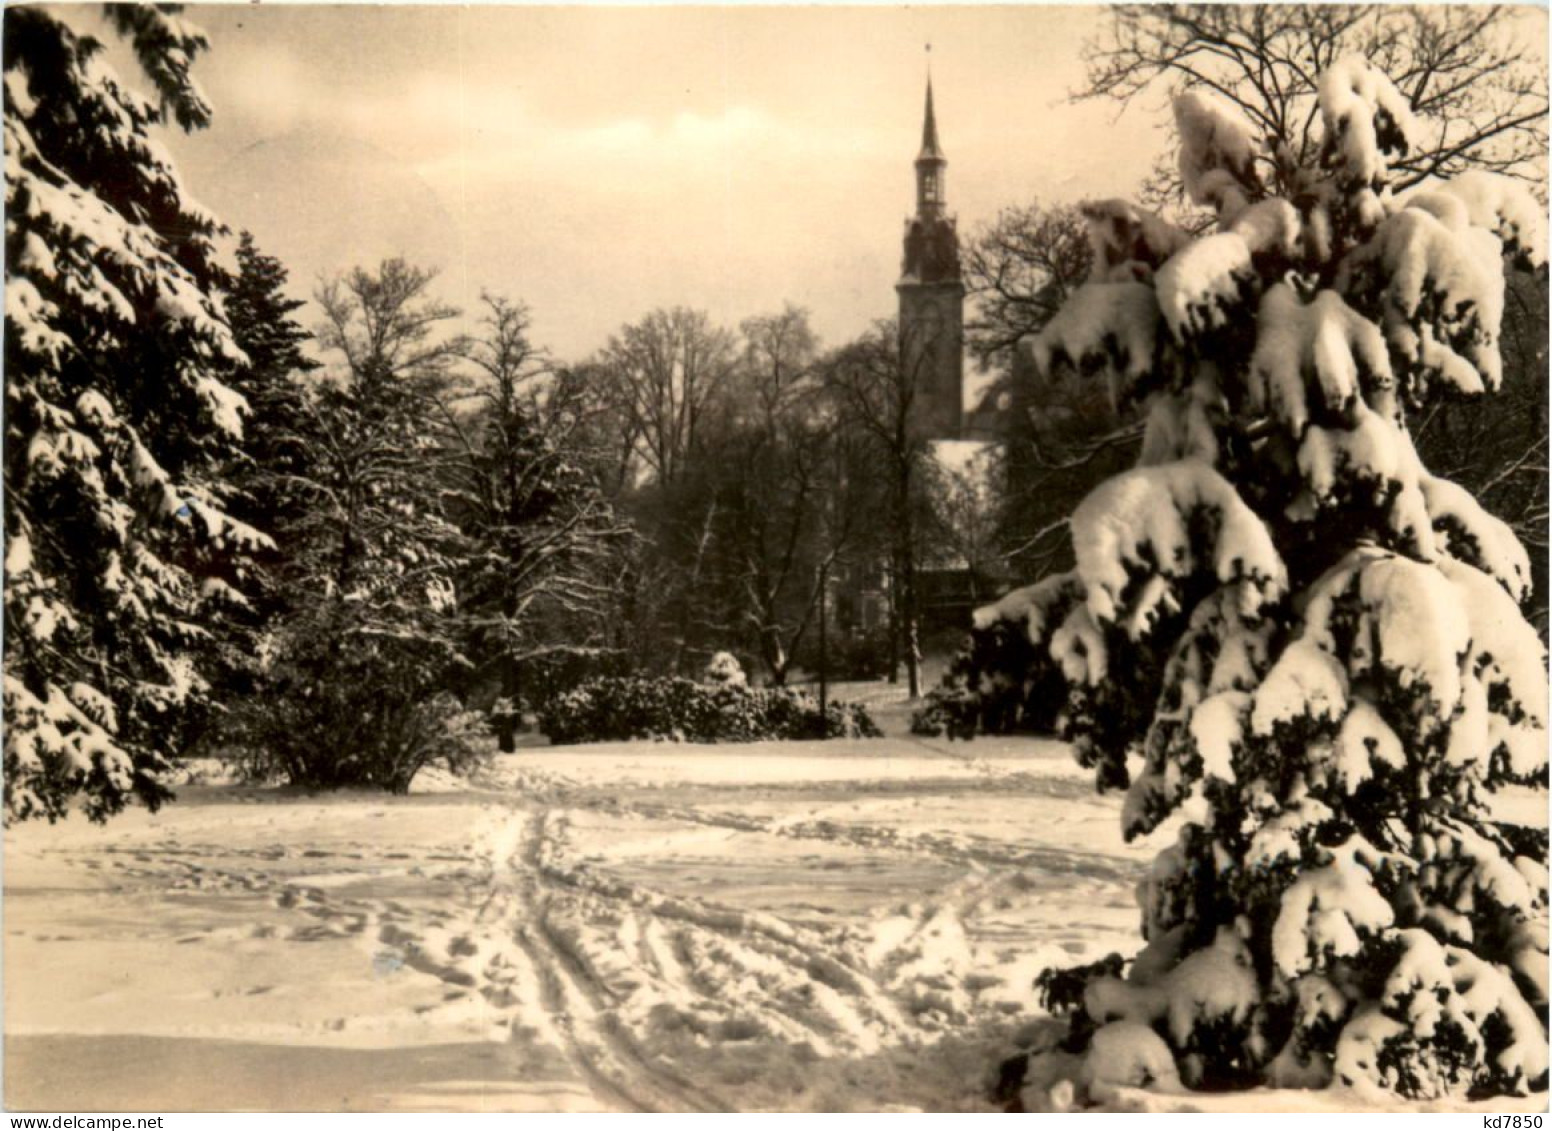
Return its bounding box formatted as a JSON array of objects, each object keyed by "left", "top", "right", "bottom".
[
  {"left": 897, "top": 460, "right": 921, "bottom": 699},
  {"left": 903, "top": 561, "right": 922, "bottom": 699},
  {"left": 886, "top": 558, "right": 901, "bottom": 684},
  {"left": 497, "top": 650, "right": 518, "bottom": 754}
]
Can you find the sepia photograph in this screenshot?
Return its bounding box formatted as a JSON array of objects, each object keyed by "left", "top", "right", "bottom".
[{"left": 3, "top": 0, "right": 1549, "bottom": 1115}]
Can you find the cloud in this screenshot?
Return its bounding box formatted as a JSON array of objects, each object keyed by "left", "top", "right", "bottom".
[
  {"left": 204, "top": 43, "right": 311, "bottom": 136},
  {"left": 159, "top": 4, "right": 1166, "bottom": 362},
  {"left": 669, "top": 105, "right": 769, "bottom": 147}
]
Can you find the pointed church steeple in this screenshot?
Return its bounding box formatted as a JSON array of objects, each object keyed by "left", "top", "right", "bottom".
[
  {"left": 897, "top": 55, "right": 964, "bottom": 440},
  {"left": 902, "top": 61, "right": 958, "bottom": 285},
  {"left": 914, "top": 73, "right": 947, "bottom": 218},
  {"left": 919, "top": 78, "right": 945, "bottom": 162}
]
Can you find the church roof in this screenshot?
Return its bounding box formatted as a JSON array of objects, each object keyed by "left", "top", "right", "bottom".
[{"left": 917, "top": 78, "right": 945, "bottom": 163}]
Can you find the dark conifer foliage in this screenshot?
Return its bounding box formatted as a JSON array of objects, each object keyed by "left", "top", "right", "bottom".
[
  {"left": 446, "top": 295, "right": 627, "bottom": 751},
  {"left": 4, "top": 5, "right": 266, "bottom": 822},
  {"left": 224, "top": 260, "right": 485, "bottom": 792},
  {"left": 220, "top": 231, "right": 319, "bottom": 615}
]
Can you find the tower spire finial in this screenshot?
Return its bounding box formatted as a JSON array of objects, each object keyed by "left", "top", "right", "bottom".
[{"left": 919, "top": 54, "right": 943, "bottom": 163}]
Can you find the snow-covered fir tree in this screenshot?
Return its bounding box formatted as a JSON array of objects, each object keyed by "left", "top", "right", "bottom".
[
  {"left": 4, "top": 6, "right": 268, "bottom": 822},
  {"left": 932, "top": 58, "right": 1548, "bottom": 1102},
  {"left": 446, "top": 294, "right": 625, "bottom": 752},
  {"left": 188, "top": 231, "right": 321, "bottom": 713},
  {"left": 223, "top": 231, "right": 318, "bottom": 559},
  {"left": 229, "top": 259, "right": 483, "bottom": 792}
]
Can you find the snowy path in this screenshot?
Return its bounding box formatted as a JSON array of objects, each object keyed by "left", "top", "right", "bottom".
[{"left": 5, "top": 738, "right": 1164, "bottom": 1111}]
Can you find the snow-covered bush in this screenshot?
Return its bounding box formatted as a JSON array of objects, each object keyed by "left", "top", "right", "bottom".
[
  {"left": 233, "top": 687, "right": 490, "bottom": 795},
  {"left": 947, "top": 60, "right": 1548, "bottom": 1103},
  {"left": 703, "top": 651, "right": 748, "bottom": 688},
  {"left": 539, "top": 676, "right": 880, "bottom": 744},
  {"left": 4, "top": 8, "right": 269, "bottom": 821},
  {"left": 913, "top": 574, "right": 1083, "bottom": 739},
  {"left": 227, "top": 612, "right": 491, "bottom": 793}
]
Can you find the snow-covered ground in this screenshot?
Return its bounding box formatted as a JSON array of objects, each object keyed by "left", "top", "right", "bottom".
[{"left": 5, "top": 722, "right": 1545, "bottom": 1112}]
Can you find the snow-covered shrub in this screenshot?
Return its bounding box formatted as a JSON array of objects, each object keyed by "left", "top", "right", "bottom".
[
  {"left": 226, "top": 614, "right": 491, "bottom": 794},
  {"left": 912, "top": 574, "right": 1083, "bottom": 739},
  {"left": 947, "top": 60, "right": 1548, "bottom": 1102},
  {"left": 703, "top": 651, "right": 748, "bottom": 688},
  {"left": 539, "top": 676, "right": 880, "bottom": 744}
]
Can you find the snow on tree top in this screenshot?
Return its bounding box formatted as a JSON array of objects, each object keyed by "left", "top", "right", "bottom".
[
  {"left": 1174, "top": 90, "right": 1261, "bottom": 223},
  {"left": 1156, "top": 232, "right": 1258, "bottom": 340},
  {"left": 1431, "top": 171, "right": 1549, "bottom": 268},
  {"left": 1250, "top": 285, "right": 1395, "bottom": 436},
  {"left": 1226, "top": 197, "right": 1303, "bottom": 260},
  {"left": 1319, "top": 55, "right": 1419, "bottom": 192},
  {"left": 1341, "top": 204, "right": 1506, "bottom": 395},
  {"left": 1080, "top": 199, "right": 1191, "bottom": 283}
]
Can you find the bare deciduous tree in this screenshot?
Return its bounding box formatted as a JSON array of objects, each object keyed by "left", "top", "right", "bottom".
[
  {"left": 924, "top": 443, "right": 1006, "bottom": 605},
  {"left": 720, "top": 306, "right": 833, "bottom": 684},
  {"left": 594, "top": 307, "right": 739, "bottom": 489},
  {"left": 315, "top": 259, "right": 469, "bottom": 398},
  {"left": 1081, "top": 5, "right": 1548, "bottom": 214},
  {"left": 959, "top": 201, "right": 1140, "bottom": 585},
  {"left": 824, "top": 319, "right": 945, "bottom": 698},
  {"left": 962, "top": 201, "right": 1092, "bottom": 367}
]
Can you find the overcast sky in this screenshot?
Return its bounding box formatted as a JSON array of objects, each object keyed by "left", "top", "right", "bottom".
[{"left": 89, "top": 5, "right": 1172, "bottom": 360}]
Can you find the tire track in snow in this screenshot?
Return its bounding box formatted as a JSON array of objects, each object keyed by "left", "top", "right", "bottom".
[{"left": 510, "top": 920, "right": 661, "bottom": 1114}]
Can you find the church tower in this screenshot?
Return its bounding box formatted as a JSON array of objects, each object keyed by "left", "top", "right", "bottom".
[{"left": 896, "top": 73, "right": 965, "bottom": 439}]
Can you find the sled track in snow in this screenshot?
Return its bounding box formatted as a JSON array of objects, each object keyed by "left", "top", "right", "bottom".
[
  {"left": 512, "top": 919, "right": 658, "bottom": 1113},
  {"left": 39, "top": 787, "right": 1100, "bottom": 1112},
  {"left": 508, "top": 808, "right": 726, "bottom": 1113},
  {"left": 557, "top": 794, "right": 1134, "bottom": 882}
]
